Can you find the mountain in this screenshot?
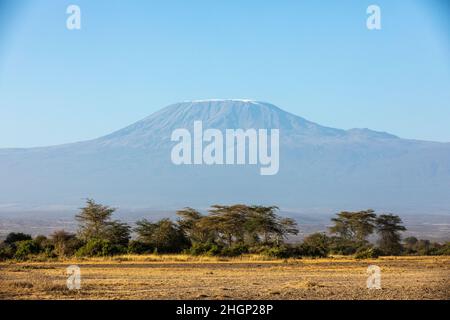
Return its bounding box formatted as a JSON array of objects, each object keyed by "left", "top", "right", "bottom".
[{"left": 1, "top": 99, "right": 450, "bottom": 214}]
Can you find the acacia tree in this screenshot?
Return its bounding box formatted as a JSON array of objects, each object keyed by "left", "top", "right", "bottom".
[
  {"left": 176, "top": 208, "right": 214, "bottom": 244},
  {"left": 197, "top": 205, "right": 299, "bottom": 247},
  {"left": 276, "top": 217, "right": 299, "bottom": 244},
  {"left": 105, "top": 221, "right": 131, "bottom": 247},
  {"left": 76, "top": 199, "right": 115, "bottom": 241},
  {"left": 245, "top": 206, "right": 280, "bottom": 244},
  {"left": 75, "top": 199, "right": 130, "bottom": 246},
  {"left": 203, "top": 205, "right": 250, "bottom": 246},
  {"left": 329, "top": 210, "right": 377, "bottom": 243},
  {"left": 403, "top": 237, "right": 418, "bottom": 254},
  {"left": 376, "top": 214, "right": 406, "bottom": 255},
  {"left": 135, "top": 218, "right": 188, "bottom": 253}
]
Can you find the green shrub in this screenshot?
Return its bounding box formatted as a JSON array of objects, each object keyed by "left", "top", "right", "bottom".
[
  {"left": 248, "top": 245, "right": 270, "bottom": 254},
  {"left": 299, "top": 243, "right": 328, "bottom": 257},
  {"left": 207, "top": 245, "right": 222, "bottom": 256},
  {"left": 436, "top": 242, "right": 450, "bottom": 255},
  {"left": 299, "top": 233, "right": 331, "bottom": 257},
  {"left": 220, "top": 244, "right": 248, "bottom": 257},
  {"left": 262, "top": 246, "right": 288, "bottom": 258},
  {"left": 14, "top": 240, "right": 40, "bottom": 260},
  {"left": 114, "top": 245, "right": 128, "bottom": 255},
  {"left": 51, "top": 230, "right": 83, "bottom": 257},
  {"left": 188, "top": 242, "right": 222, "bottom": 256},
  {"left": 43, "top": 245, "right": 57, "bottom": 259},
  {"left": 329, "top": 237, "right": 361, "bottom": 255},
  {"left": 0, "top": 244, "right": 15, "bottom": 261},
  {"left": 401, "top": 239, "right": 449, "bottom": 256},
  {"left": 261, "top": 245, "right": 302, "bottom": 259},
  {"left": 4, "top": 233, "right": 32, "bottom": 245},
  {"left": 76, "top": 239, "right": 118, "bottom": 257},
  {"left": 354, "top": 246, "right": 381, "bottom": 259},
  {"left": 34, "top": 235, "right": 48, "bottom": 248},
  {"left": 128, "top": 240, "right": 153, "bottom": 254}
]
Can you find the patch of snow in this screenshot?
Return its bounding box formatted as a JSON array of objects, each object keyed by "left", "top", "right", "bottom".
[{"left": 185, "top": 99, "right": 261, "bottom": 105}]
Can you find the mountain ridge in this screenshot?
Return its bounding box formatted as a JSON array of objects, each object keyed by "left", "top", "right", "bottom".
[
  {"left": 2, "top": 99, "right": 446, "bottom": 151},
  {"left": 0, "top": 99, "right": 449, "bottom": 212}
]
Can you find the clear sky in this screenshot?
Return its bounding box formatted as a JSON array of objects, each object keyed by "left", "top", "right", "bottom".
[{"left": 0, "top": 0, "right": 449, "bottom": 147}]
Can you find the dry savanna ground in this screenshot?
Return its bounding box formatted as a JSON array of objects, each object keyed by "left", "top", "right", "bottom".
[{"left": 0, "top": 255, "right": 449, "bottom": 300}]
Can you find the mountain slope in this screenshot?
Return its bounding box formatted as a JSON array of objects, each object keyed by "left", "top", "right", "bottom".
[{"left": 0, "top": 100, "right": 449, "bottom": 213}]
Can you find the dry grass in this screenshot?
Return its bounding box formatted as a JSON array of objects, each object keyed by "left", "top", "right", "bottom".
[{"left": 0, "top": 255, "right": 448, "bottom": 300}]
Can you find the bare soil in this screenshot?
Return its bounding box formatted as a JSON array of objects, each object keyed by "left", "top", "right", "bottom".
[{"left": 0, "top": 255, "right": 448, "bottom": 300}]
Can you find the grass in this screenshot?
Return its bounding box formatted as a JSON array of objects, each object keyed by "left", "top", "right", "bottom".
[{"left": 0, "top": 255, "right": 448, "bottom": 300}]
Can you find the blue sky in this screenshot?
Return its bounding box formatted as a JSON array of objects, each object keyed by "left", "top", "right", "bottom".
[{"left": 0, "top": 0, "right": 449, "bottom": 147}]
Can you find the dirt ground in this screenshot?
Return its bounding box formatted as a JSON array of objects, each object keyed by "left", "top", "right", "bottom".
[{"left": 0, "top": 255, "right": 448, "bottom": 300}]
